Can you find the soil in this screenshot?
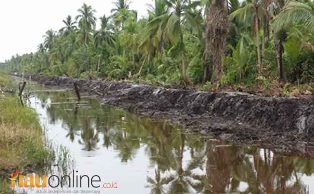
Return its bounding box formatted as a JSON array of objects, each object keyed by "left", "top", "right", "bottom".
[{"left": 26, "top": 75, "right": 314, "bottom": 156}]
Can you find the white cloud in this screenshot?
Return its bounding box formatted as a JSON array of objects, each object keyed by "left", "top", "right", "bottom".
[{"left": 0, "top": 0, "right": 152, "bottom": 62}]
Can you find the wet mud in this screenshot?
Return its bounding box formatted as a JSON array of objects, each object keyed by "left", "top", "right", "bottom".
[{"left": 28, "top": 75, "right": 314, "bottom": 155}]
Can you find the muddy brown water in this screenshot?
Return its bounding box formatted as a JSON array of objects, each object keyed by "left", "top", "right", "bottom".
[{"left": 3, "top": 83, "right": 314, "bottom": 194}]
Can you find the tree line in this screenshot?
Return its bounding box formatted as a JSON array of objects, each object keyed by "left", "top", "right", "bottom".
[{"left": 4, "top": 0, "right": 314, "bottom": 88}]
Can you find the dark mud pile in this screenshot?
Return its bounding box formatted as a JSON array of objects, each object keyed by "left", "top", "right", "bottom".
[{"left": 29, "top": 75, "right": 314, "bottom": 152}]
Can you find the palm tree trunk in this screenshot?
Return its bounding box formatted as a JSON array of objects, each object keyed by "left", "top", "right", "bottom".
[
  {"left": 203, "top": 60, "right": 212, "bottom": 83},
  {"left": 181, "top": 53, "right": 189, "bottom": 85},
  {"left": 274, "top": 34, "right": 285, "bottom": 81},
  {"left": 97, "top": 57, "right": 101, "bottom": 72},
  {"left": 254, "top": 7, "right": 262, "bottom": 75},
  {"left": 203, "top": 5, "right": 212, "bottom": 83},
  {"left": 205, "top": 0, "right": 229, "bottom": 87},
  {"left": 137, "top": 58, "right": 146, "bottom": 77},
  {"left": 262, "top": 11, "right": 271, "bottom": 67},
  {"left": 84, "top": 32, "right": 88, "bottom": 46}
]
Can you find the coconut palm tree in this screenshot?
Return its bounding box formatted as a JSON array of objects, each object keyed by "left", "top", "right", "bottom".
[
  {"left": 137, "top": 0, "right": 170, "bottom": 77},
  {"left": 143, "top": 0, "right": 201, "bottom": 84},
  {"left": 94, "top": 15, "right": 116, "bottom": 72},
  {"left": 36, "top": 43, "right": 49, "bottom": 72},
  {"left": 43, "top": 29, "right": 56, "bottom": 50},
  {"left": 140, "top": 0, "right": 169, "bottom": 57},
  {"left": 60, "top": 15, "right": 77, "bottom": 36},
  {"left": 112, "top": 0, "right": 130, "bottom": 11},
  {"left": 111, "top": 0, "right": 135, "bottom": 30},
  {"left": 230, "top": 0, "right": 270, "bottom": 75},
  {"left": 76, "top": 3, "right": 96, "bottom": 45},
  {"left": 94, "top": 15, "right": 115, "bottom": 47},
  {"left": 271, "top": 0, "right": 314, "bottom": 81}
]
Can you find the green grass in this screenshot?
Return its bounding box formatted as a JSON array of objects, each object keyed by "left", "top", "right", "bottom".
[
  {"left": 0, "top": 72, "right": 10, "bottom": 88},
  {"left": 0, "top": 73, "right": 51, "bottom": 193},
  {"left": 0, "top": 97, "right": 51, "bottom": 193},
  {"left": 0, "top": 97, "right": 50, "bottom": 169}
]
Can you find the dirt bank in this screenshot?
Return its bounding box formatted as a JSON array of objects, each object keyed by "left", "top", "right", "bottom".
[{"left": 28, "top": 75, "right": 314, "bottom": 153}]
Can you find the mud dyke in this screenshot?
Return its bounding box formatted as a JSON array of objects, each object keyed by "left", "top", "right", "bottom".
[{"left": 28, "top": 75, "right": 314, "bottom": 152}]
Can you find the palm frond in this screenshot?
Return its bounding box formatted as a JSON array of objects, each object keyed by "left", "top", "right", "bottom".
[
  {"left": 165, "top": 13, "right": 180, "bottom": 44},
  {"left": 230, "top": 3, "right": 254, "bottom": 21},
  {"left": 272, "top": 1, "right": 314, "bottom": 32}
]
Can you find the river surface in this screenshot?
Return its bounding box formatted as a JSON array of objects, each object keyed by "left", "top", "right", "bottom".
[{"left": 12, "top": 84, "right": 314, "bottom": 193}]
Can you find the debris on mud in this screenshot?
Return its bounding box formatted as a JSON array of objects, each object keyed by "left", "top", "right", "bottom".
[{"left": 28, "top": 75, "right": 314, "bottom": 154}]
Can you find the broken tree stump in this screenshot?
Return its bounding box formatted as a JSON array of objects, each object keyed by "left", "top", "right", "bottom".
[{"left": 74, "top": 82, "right": 81, "bottom": 101}]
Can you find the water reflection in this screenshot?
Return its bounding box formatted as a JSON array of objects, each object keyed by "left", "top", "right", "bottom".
[{"left": 28, "top": 89, "right": 314, "bottom": 193}]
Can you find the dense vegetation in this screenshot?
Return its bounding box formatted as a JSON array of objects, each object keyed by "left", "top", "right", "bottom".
[{"left": 3, "top": 0, "right": 314, "bottom": 91}]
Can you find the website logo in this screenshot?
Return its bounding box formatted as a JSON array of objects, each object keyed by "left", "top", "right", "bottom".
[
  {"left": 9, "top": 169, "right": 47, "bottom": 189},
  {"left": 9, "top": 169, "right": 118, "bottom": 190}
]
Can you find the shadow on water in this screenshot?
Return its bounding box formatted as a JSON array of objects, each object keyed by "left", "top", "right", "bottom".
[{"left": 2, "top": 84, "right": 314, "bottom": 193}]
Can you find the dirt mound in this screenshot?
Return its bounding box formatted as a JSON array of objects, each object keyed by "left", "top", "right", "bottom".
[{"left": 29, "top": 75, "right": 314, "bottom": 150}]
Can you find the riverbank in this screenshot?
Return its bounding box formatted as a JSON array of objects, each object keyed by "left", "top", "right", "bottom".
[
  {"left": 0, "top": 73, "right": 50, "bottom": 192},
  {"left": 28, "top": 75, "right": 314, "bottom": 152}
]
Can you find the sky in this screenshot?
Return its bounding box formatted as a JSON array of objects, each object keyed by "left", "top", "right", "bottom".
[{"left": 0, "top": 0, "right": 152, "bottom": 62}]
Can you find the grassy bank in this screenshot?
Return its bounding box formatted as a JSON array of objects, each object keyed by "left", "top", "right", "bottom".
[
  {"left": 0, "top": 73, "right": 50, "bottom": 192},
  {"left": 0, "top": 98, "right": 49, "bottom": 169},
  {"left": 0, "top": 72, "right": 11, "bottom": 93}
]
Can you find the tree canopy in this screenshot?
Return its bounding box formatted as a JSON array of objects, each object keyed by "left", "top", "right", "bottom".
[{"left": 5, "top": 0, "right": 314, "bottom": 94}]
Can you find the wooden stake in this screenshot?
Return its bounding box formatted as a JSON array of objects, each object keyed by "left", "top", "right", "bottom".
[
  {"left": 18, "top": 81, "right": 26, "bottom": 97},
  {"left": 74, "top": 82, "right": 81, "bottom": 101}
]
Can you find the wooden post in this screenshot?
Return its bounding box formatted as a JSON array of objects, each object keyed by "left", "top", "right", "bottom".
[
  {"left": 74, "top": 82, "right": 81, "bottom": 101},
  {"left": 18, "top": 81, "right": 26, "bottom": 97},
  {"left": 19, "top": 96, "right": 24, "bottom": 106}
]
